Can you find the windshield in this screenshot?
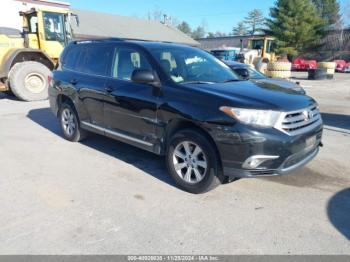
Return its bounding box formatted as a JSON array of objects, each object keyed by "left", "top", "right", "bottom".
[
  {"left": 246, "top": 67, "right": 266, "bottom": 79},
  {"left": 211, "top": 50, "right": 236, "bottom": 61},
  {"left": 43, "top": 12, "right": 66, "bottom": 45},
  {"left": 149, "top": 46, "right": 239, "bottom": 84}
]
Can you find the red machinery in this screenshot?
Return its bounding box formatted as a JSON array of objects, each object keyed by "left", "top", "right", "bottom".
[
  {"left": 334, "top": 60, "right": 349, "bottom": 72},
  {"left": 292, "top": 57, "right": 317, "bottom": 71}
]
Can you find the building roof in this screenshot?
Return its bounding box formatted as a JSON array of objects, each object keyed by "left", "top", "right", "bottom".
[
  {"left": 71, "top": 9, "right": 199, "bottom": 46},
  {"left": 197, "top": 35, "right": 266, "bottom": 50}
]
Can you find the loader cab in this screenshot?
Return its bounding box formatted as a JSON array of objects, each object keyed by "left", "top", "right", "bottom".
[
  {"left": 21, "top": 8, "right": 72, "bottom": 59},
  {"left": 248, "top": 37, "right": 276, "bottom": 62}
]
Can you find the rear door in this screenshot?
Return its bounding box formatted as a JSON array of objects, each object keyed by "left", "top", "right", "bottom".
[{"left": 74, "top": 44, "right": 114, "bottom": 126}]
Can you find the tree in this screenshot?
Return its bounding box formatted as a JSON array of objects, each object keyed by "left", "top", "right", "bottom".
[
  {"left": 266, "top": 0, "right": 324, "bottom": 56},
  {"left": 312, "top": 0, "right": 341, "bottom": 27},
  {"left": 207, "top": 32, "right": 216, "bottom": 38},
  {"left": 191, "top": 25, "right": 206, "bottom": 39},
  {"left": 177, "top": 21, "right": 192, "bottom": 36},
  {"left": 232, "top": 22, "right": 248, "bottom": 35},
  {"left": 244, "top": 9, "right": 266, "bottom": 35}
]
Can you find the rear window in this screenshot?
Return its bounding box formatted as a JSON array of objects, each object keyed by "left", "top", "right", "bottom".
[
  {"left": 77, "top": 45, "right": 114, "bottom": 76},
  {"left": 62, "top": 44, "right": 115, "bottom": 77},
  {"left": 61, "top": 45, "right": 81, "bottom": 70}
]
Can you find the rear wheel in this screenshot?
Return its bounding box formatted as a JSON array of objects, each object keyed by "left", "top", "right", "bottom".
[
  {"left": 58, "top": 103, "right": 88, "bottom": 142},
  {"left": 166, "top": 129, "right": 221, "bottom": 194},
  {"left": 8, "top": 61, "right": 50, "bottom": 101}
]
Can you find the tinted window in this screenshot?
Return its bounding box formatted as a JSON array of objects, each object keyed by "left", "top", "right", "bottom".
[
  {"left": 112, "top": 48, "right": 152, "bottom": 81},
  {"left": 78, "top": 45, "right": 114, "bottom": 76},
  {"left": 61, "top": 46, "right": 81, "bottom": 70}
]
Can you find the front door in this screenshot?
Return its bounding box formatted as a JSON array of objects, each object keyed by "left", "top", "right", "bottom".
[{"left": 104, "top": 46, "right": 160, "bottom": 149}]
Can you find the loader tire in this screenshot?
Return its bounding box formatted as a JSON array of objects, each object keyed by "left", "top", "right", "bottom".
[
  {"left": 8, "top": 61, "right": 50, "bottom": 101},
  {"left": 267, "top": 62, "right": 292, "bottom": 71},
  {"left": 308, "top": 69, "right": 327, "bottom": 80},
  {"left": 266, "top": 70, "right": 291, "bottom": 79},
  {"left": 318, "top": 62, "right": 336, "bottom": 70}
]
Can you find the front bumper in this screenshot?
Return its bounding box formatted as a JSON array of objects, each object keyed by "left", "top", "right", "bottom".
[
  {"left": 223, "top": 145, "right": 320, "bottom": 178},
  {"left": 207, "top": 122, "right": 323, "bottom": 178}
]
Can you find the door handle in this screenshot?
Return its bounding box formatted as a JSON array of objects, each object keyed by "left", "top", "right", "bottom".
[
  {"left": 105, "top": 86, "right": 114, "bottom": 93},
  {"left": 70, "top": 79, "right": 78, "bottom": 85}
]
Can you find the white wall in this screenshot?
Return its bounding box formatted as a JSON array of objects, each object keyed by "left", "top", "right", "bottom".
[
  {"left": 0, "top": 0, "right": 24, "bottom": 31},
  {"left": 0, "top": 0, "right": 70, "bottom": 31}
]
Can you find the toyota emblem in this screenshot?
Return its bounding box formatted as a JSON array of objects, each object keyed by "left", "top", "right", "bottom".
[{"left": 302, "top": 110, "right": 313, "bottom": 121}]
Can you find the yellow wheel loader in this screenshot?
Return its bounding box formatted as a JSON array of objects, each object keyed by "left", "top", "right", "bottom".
[{"left": 0, "top": 5, "right": 73, "bottom": 101}]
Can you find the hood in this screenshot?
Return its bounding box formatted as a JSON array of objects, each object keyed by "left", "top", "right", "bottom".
[{"left": 183, "top": 80, "right": 314, "bottom": 112}]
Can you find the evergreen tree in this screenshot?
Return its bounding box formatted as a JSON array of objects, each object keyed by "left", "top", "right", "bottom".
[
  {"left": 312, "top": 0, "right": 341, "bottom": 27},
  {"left": 232, "top": 22, "right": 248, "bottom": 35},
  {"left": 244, "top": 9, "right": 266, "bottom": 35},
  {"left": 177, "top": 21, "right": 192, "bottom": 36},
  {"left": 266, "top": 0, "right": 324, "bottom": 56}
]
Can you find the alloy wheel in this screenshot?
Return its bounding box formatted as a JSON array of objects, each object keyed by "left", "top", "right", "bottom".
[
  {"left": 172, "top": 141, "right": 208, "bottom": 184},
  {"left": 61, "top": 108, "right": 76, "bottom": 137}
]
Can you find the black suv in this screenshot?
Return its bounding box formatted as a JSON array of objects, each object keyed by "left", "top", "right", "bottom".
[{"left": 49, "top": 39, "right": 323, "bottom": 193}]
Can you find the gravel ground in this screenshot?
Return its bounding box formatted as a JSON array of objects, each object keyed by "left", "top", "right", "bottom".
[{"left": 0, "top": 72, "right": 349, "bottom": 254}]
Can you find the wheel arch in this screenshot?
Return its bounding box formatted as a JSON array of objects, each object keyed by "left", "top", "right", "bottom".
[
  {"left": 164, "top": 119, "right": 224, "bottom": 179},
  {"left": 0, "top": 49, "right": 54, "bottom": 79},
  {"left": 57, "top": 94, "right": 74, "bottom": 109}
]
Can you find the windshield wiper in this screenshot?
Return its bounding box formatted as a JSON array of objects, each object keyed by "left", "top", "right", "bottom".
[
  {"left": 223, "top": 79, "right": 244, "bottom": 83},
  {"left": 182, "top": 81, "right": 215, "bottom": 84}
]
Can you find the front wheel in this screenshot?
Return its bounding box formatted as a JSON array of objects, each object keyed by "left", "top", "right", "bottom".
[{"left": 166, "top": 129, "right": 221, "bottom": 194}]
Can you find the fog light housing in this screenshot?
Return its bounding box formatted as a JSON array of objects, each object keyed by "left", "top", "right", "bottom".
[{"left": 242, "top": 155, "right": 279, "bottom": 169}]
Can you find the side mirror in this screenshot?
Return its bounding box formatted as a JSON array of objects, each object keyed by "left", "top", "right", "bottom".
[
  {"left": 235, "top": 68, "right": 250, "bottom": 80},
  {"left": 131, "top": 69, "right": 160, "bottom": 88},
  {"left": 241, "top": 69, "right": 250, "bottom": 80}
]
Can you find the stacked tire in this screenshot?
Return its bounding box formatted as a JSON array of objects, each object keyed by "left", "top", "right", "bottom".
[
  {"left": 266, "top": 62, "right": 292, "bottom": 79},
  {"left": 317, "top": 62, "right": 336, "bottom": 79}
]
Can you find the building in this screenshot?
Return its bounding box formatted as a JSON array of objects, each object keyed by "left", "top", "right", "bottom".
[
  {"left": 71, "top": 9, "right": 199, "bottom": 46},
  {"left": 197, "top": 35, "right": 265, "bottom": 50},
  {"left": 1, "top": 0, "right": 199, "bottom": 46}
]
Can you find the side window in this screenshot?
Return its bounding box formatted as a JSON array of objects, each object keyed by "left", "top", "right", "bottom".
[
  {"left": 112, "top": 48, "right": 152, "bottom": 81},
  {"left": 61, "top": 46, "right": 81, "bottom": 70},
  {"left": 78, "top": 45, "right": 114, "bottom": 76},
  {"left": 28, "top": 15, "right": 38, "bottom": 33}
]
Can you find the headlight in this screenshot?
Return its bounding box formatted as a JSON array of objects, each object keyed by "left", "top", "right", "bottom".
[{"left": 220, "top": 107, "right": 281, "bottom": 127}]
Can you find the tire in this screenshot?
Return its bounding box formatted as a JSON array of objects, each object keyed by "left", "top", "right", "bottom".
[
  {"left": 166, "top": 129, "right": 221, "bottom": 194},
  {"left": 58, "top": 102, "right": 88, "bottom": 142},
  {"left": 266, "top": 70, "right": 291, "bottom": 79},
  {"left": 308, "top": 69, "right": 327, "bottom": 80},
  {"left": 267, "top": 62, "right": 292, "bottom": 71},
  {"left": 8, "top": 61, "right": 51, "bottom": 101},
  {"left": 318, "top": 62, "right": 336, "bottom": 70}
]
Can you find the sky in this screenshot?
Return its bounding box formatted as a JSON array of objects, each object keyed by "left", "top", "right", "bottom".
[{"left": 69, "top": 0, "right": 350, "bottom": 34}]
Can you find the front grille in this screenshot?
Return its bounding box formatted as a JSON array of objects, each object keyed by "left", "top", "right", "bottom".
[{"left": 275, "top": 104, "right": 322, "bottom": 136}]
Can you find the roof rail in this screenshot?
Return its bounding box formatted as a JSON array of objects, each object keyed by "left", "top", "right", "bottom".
[{"left": 71, "top": 37, "right": 179, "bottom": 45}]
